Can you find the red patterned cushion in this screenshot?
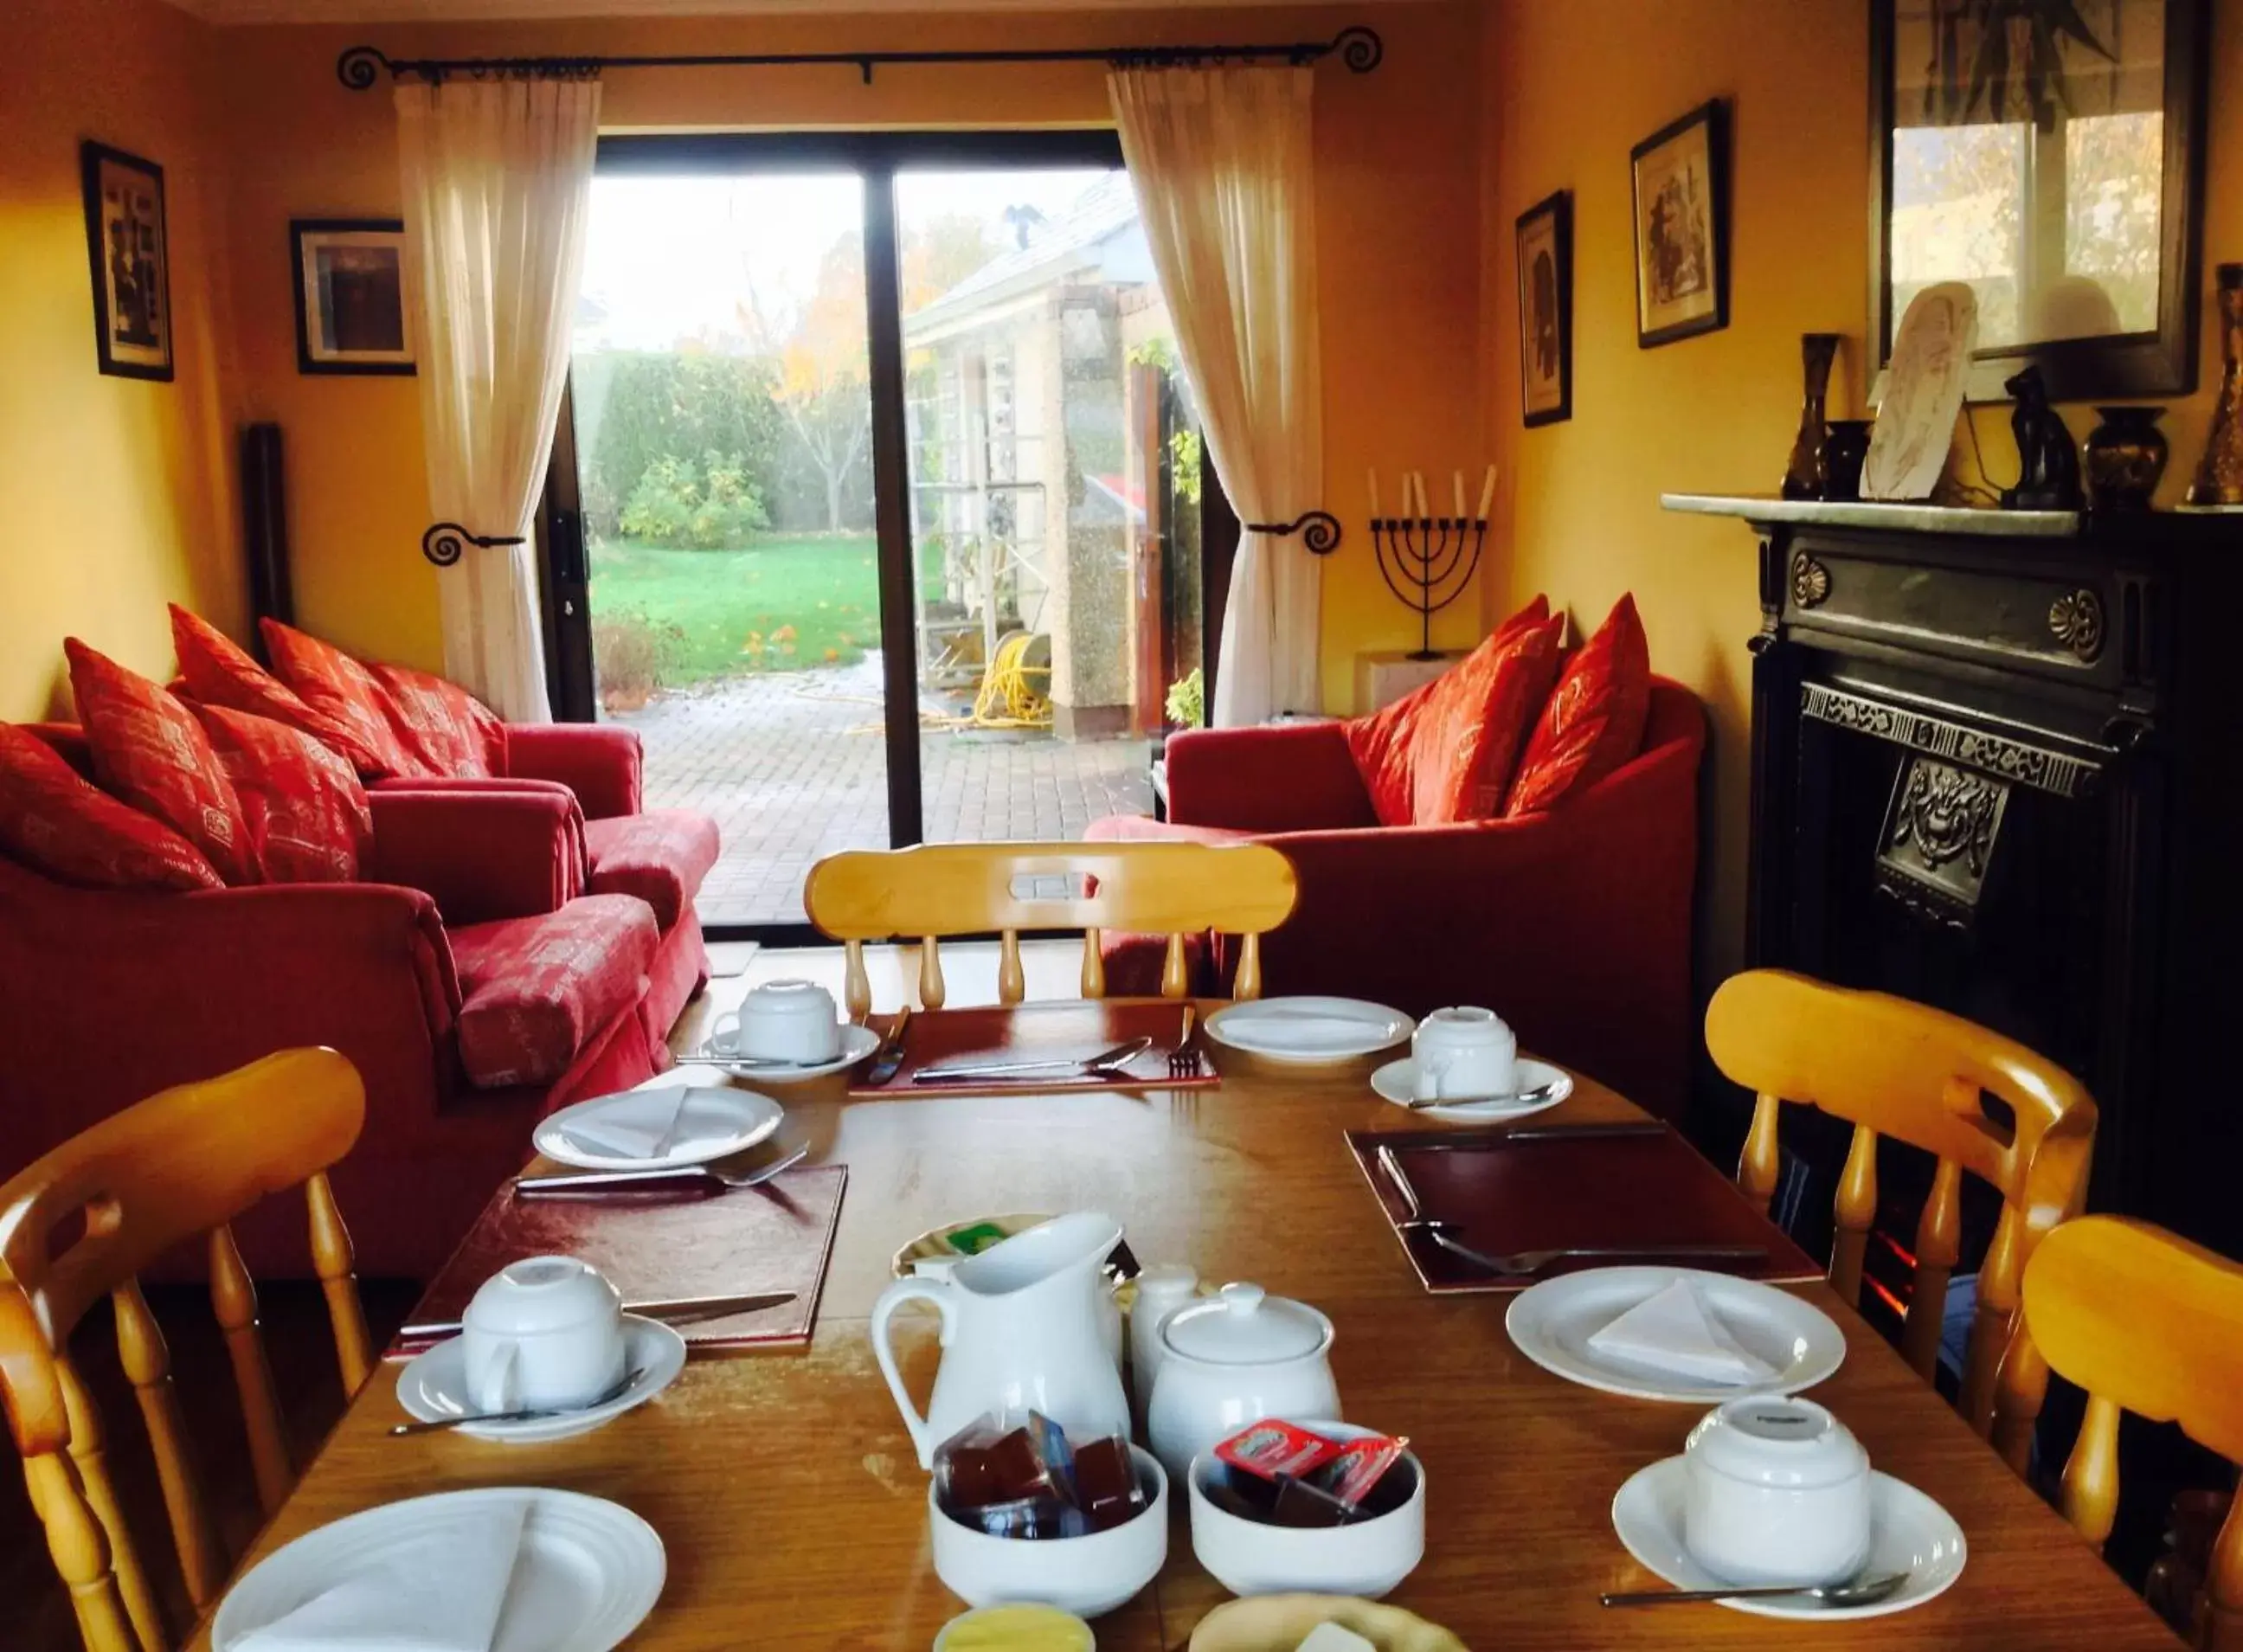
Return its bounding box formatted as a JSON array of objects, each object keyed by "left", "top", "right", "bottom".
[
  {"left": 170, "top": 605, "right": 389, "bottom": 776},
  {"left": 369, "top": 663, "right": 506, "bottom": 780},
  {"left": 1406, "top": 615, "right": 1563, "bottom": 825},
  {"left": 65, "top": 640, "right": 258, "bottom": 886},
  {"left": 196, "top": 704, "right": 373, "bottom": 884},
  {"left": 1343, "top": 595, "right": 1552, "bottom": 827},
  {"left": 0, "top": 723, "right": 222, "bottom": 891},
  {"left": 584, "top": 811, "right": 720, "bottom": 931},
  {"left": 447, "top": 895, "right": 659, "bottom": 1088},
  {"left": 260, "top": 619, "right": 421, "bottom": 780},
  {"left": 1507, "top": 594, "right": 1653, "bottom": 817}
]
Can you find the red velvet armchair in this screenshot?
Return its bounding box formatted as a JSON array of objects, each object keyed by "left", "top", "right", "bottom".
[{"left": 1089, "top": 680, "right": 1706, "bottom": 1117}]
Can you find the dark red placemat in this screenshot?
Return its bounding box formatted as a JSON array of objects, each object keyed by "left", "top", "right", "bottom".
[
  {"left": 389, "top": 1164, "right": 845, "bottom": 1356},
  {"left": 847, "top": 1000, "right": 1213, "bottom": 1096},
  {"left": 1346, "top": 1124, "right": 1821, "bottom": 1294}
]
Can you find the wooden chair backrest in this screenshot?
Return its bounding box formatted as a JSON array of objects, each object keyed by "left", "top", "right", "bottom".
[
  {"left": 801, "top": 839, "right": 1300, "bottom": 1019},
  {"left": 1704, "top": 969, "right": 2096, "bottom": 1432},
  {"left": 0, "top": 1048, "right": 370, "bottom": 1652},
  {"left": 1995, "top": 1216, "right": 2243, "bottom": 1650}
]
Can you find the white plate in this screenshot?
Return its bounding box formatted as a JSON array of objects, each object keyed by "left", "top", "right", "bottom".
[
  {"left": 395, "top": 1316, "right": 687, "bottom": 1443},
  {"left": 1370, "top": 1056, "right": 1573, "bottom": 1122},
  {"left": 1611, "top": 1456, "right": 1967, "bottom": 1620},
  {"left": 1506, "top": 1267, "right": 1844, "bottom": 1402},
  {"left": 1205, "top": 996, "right": 1415, "bottom": 1063},
  {"left": 694, "top": 1020, "right": 880, "bottom": 1081},
  {"left": 213, "top": 1486, "right": 665, "bottom": 1651},
  {"left": 534, "top": 1086, "right": 782, "bottom": 1171}
]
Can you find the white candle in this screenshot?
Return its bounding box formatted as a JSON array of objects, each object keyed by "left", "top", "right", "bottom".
[
  {"left": 1452, "top": 471, "right": 1467, "bottom": 521},
  {"left": 1476, "top": 463, "right": 1498, "bottom": 522},
  {"left": 1367, "top": 469, "right": 1380, "bottom": 518},
  {"left": 1412, "top": 472, "right": 1430, "bottom": 518}
]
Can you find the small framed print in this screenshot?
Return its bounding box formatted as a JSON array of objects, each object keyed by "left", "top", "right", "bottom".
[
  {"left": 291, "top": 219, "right": 415, "bottom": 375},
  {"left": 1515, "top": 190, "right": 1572, "bottom": 427},
  {"left": 81, "top": 142, "right": 172, "bottom": 381},
  {"left": 1630, "top": 100, "right": 1730, "bottom": 349}
]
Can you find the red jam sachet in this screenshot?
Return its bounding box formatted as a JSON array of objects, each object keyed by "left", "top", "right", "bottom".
[
  {"left": 1213, "top": 1419, "right": 1345, "bottom": 1482},
  {"left": 1315, "top": 1434, "right": 1410, "bottom": 1508}
]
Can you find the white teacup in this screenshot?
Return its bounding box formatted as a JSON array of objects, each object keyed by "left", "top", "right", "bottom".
[
  {"left": 460, "top": 1256, "right": 627, "bottom": 1415},
  {"left": 1410, "top": 1006, "right": 1519, "bottom": 1101},
  {"left": 1681, "top": 1396, "right": 1873, "bottom": 1587},
  {"left": 709, "top": 978, "right": 841, "bottom": 1064}
]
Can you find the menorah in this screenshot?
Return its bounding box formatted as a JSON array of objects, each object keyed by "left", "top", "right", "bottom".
[{"left": 1369, "top": 466, "right": 1495, "bottom": 660}]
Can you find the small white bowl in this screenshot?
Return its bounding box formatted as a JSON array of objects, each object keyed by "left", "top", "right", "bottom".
[
  {"left": 929, "top": 1445, "right": 1167, "bottom": 1619},
  {"left": 1186, "top": 1421, "right": 1425, "bottom": 1600},
  {"left": 712, "top": 978, "right": 840, "bottom": 1064},
  {"left": 1681, "top": 1396, "right": 1872, "bottom": 1586}
]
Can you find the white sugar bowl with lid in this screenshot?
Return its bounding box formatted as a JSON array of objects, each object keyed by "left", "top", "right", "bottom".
[
  {"left": 1146, "top": 1282, "right": 1340, "bottom": 1485},
  {"left": 1681, "top": 1396, "right": 1873, "bottom": 1587}
]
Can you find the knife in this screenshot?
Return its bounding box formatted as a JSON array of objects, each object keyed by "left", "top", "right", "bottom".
[
  {"left": 860, "top": 1006, "right": 912, "bottom": 1085},
  {"left": 1398, "top": 1122, "right": 1671, "bottom": 1148},
  {"left": 397, "top": 1289, "right": 796, "bottom": 1344},
  {"left": 911, "top": 1036, "right": 1153, "bottom": 1085}
]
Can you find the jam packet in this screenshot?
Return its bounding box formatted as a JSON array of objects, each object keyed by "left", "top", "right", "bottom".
[
  {"left": 1213, "top": 1419, "right": 1346, "bottom": 1482},
  {"left": 1313, "top": 1433, "right": 1410, "bottom": 1509}
]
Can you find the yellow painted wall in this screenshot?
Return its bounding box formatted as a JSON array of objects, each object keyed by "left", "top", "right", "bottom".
[
  {"left": 209, "top": 3, "right": 1488, "bottom": 707},
  {"left": 1479, "top": 0, "right": 2243, "bottom": 988},
  {"left": 0, "top": 0, "right": 239, "bottom": 721}
]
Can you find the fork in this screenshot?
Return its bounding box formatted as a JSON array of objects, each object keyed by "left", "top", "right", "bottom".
[
  {"left": 1168, "top": 1006, "right": 1200, "bottom": 1079},
  {"left": 1428, "top": 1227, "right": 1769, "bottom": 1278},
  {"left": 514, "top": 1142, "right": 808, "bottom": 1197}
]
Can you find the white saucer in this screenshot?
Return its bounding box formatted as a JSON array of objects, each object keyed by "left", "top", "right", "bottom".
[
  {"left": 1611, "top": 1456, "right": 1966, "bottom": 1619},
  {"left": 534, "top": 1085, "right": 782, "bottom": 1171},
  {"left": 1506, "top": 1267, "right": 1845, "bottom": 1402},
  {"left": 1370, "top": 1055, "right": 1573, "bottom": 1121},
  {"left": 695, "top": 1020, "right": 880, "bottom": 1081},
  {"left": 1205, "top": 996, "right": 1415, "bottom": 1064},
  {"left": 213, "top": 1486, "right": 665, "bottom": 1651},
  {"left": 394, "top": 1316, "right": 688, "bottom": 1443}
]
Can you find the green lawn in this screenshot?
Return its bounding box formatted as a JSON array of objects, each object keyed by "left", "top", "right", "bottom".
[{"left": 589, "top": 534, "right": 934, "bottom": 685}]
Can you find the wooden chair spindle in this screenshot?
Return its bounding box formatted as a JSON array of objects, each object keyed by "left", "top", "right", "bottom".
[
  {"left": 1830, "top": 1122, "right": 1880, "bottom": 1310},
  {"left": 112, "top": 1276, "right": 222, "bottom": 1607},
  {"left": 998, "top": 929, "right": 1025, "bottom": 1006},
  {"left": 1081, "top": 929, "right": 1106, "bottom": 999},
  {"left": 23, "top": 1450, "right": 138, "bottom": 1652},
  {"left": 1160, "top": 932, "right": 1189, "bottom": 1000},
  {"left": 209, "top": 1223, "right": 290, "bottom": 1515},
  {"left": 842, "top": 939, "right": 872, "bottom": 1024},
  {"left": 306, "top": 1172, "right": 371, "bottom": 1393},
  {"left": 1900, "top": 1155, "right": 1964, "bottom": 1381},
  {"left": 918, "top": 937, "right": 947, "bottom": 1011},
  {"left": 56, "top": 1353, "right": 162, "bottom": 1652}
]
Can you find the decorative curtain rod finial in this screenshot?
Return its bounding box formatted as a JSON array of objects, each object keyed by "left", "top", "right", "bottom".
[
  {"left": 1244, "top": 510, "right": 1342, "bottom": 556},
  {"left": 422, "top": 522, "right": 525, "bottom": 569}
]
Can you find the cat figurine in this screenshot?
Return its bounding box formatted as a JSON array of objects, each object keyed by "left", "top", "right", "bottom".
[{"left": 2002, "top": 364, "right": 2084, "bottom": 511}]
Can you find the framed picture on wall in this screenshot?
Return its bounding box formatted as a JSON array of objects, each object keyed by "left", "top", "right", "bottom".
[
  {"left": 1629, "top": 100, "right": 1730, "bottom": 349},
  {"left": 80, "top": 142, "right": 172, "bottom": 381},
  {"left": 290, "top": 218, "right": 415, "bottom": 375},
  {"left": 1515, "top": 190, "right": 1573, "bottom": 426}
]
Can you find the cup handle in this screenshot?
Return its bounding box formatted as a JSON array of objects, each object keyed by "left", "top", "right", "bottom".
[
  {"left": 471, "top": 1339, "right": 519, "bottom": 1415},
  {"left": 1413, "top": 1055, "right": 1450, "bottom": 1102},
  {"left": 709, "top": 1011, "right": 742, "bottom": 1051},
  {"left": 870, "top": 1276, "right": 959, "bottom": 1470}
]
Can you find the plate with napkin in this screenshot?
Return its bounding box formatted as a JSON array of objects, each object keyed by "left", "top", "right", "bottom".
[
  {"left": 533, "top": 1086, "right": 782, "bottom": 1172},
  {"left": 213, "top": 1487, "right": 663, "bottom": 1652},
  {"left": 1205, "top": 997, "right": 1415, "bottom": 1064},
  {"left": 1504, "top": 1266, "right": 1845, "bottom": 1402}
]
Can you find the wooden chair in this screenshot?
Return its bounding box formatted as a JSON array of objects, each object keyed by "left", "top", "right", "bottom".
[
  {"left": 1994, "top": 1216, "right": 2243, "bottom": 1650},
  {"left": 802, "top": 839, "right": 1299, "bottom": 1020},
  {"left": 1704, "top": 968, "right": 2096, "bottom": 1432},
  {"left": 0, "top": 1048, "right": 370, "bottom": 1652}
]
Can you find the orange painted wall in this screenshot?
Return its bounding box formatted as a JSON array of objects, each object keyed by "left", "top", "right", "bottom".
[
  {"left": 1478, "top": 0, "right": 2243, "bottom": 988},
  {"left": 209, "top": 3, "right": 1488, "bottom": 709},
  {"left": 0, "top": 0, "right": 240, "bottom": 722}
]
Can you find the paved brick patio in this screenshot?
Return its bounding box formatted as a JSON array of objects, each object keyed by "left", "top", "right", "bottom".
[{"left": 611, "top": 659, "right": 1155, "bottom": 927}]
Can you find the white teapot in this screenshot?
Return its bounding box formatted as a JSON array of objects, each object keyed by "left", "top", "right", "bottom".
[{"left": 1146, "top": 1282, "right": 1340, "bottom": 1485}]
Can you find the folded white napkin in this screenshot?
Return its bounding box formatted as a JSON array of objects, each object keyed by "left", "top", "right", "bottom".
[
  {"left": 232, "top": 1496, "right": 530, "bottom": 1652},
  {"left": 559, "top": 1090, "right": 691, "bottom": 1160},
  {"left": 1223, "top": 1009, "right": 1391, "bottom": 1049},
  {"left": 1584, "top": 1279, "right": 1779, "bottom": 1385}
]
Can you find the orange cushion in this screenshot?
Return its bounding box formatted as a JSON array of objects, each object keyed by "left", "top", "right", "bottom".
[
  {"left": 0, "top": 723, "right": 222, "bottom": 891},
  {"left": 1344, "top": 595, "right": 1551, "bottom": 827},
  {"left": 1406, "top": 615, "right": 1564, "bottom": 825},
  {"left": 170, "top": 605, "right": 390, "bottom": 776},
  {"left": 369, "top": 663, "right": 506, "bottom": 779},
  {"left": 64, "top": 640, "right": 259, "bottom": 886},
  {"left": 260, "top": 618, "right": 422, "bottom": 780},
  {"left": 196, "top": 704, "right": 373, "bottom": 884},
  {"left": 1507, "top": 594, "right": 1653, "bottom": 816}
]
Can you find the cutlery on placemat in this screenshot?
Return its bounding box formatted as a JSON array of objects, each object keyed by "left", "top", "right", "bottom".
[
  {"left": 1168, "top": 1006, "right": 1200, "bottom": 1079},
  {"left": 1404, "top": 1122, "right": 1670, "bottom": 1147},
  {"left": 388, "top": 1366, "right": 654, "bottom": 1437},
  {"left": 514, "top": 1143, "right": 808, "bottom": 1199},
  {"left": 860, "top": 1006, "right": 912, "bottom": 1085},
  {"left": 911, "top": 1035, "right": 1154, "bottom": 1085},
  {"left": 397, "top": 1289, "right": 796, "bottom": 1344},
  {"left": 1403, "top": 1076, "right": 1567, "bottom": 1111},
  {"left": 1375, "top": 1143, "right": 1450, "bottom": 1239},
  {"left": 1600, "top": 1572, "right": 1909, "bottom": 1609},
  {"left": 1428, "top": 1228, "right": 1767, "bottom": 1279}
]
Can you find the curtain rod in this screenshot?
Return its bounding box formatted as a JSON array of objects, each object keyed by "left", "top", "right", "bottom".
[{"left": 337, "top": 26, "right": 1381, "bottom": 90}]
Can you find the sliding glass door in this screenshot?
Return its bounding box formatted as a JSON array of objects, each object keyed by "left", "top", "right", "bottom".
[{"left": 540, "top": 133, "right": 1205, "bottom": 935}]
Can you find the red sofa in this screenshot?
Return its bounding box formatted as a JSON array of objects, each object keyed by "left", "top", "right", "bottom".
[
  {"left": 1088, "top": 679, "right": 1706, "bottom": 1117},
  {"left": 0, "top": 722, "right": 717, "bottom": 1280}
]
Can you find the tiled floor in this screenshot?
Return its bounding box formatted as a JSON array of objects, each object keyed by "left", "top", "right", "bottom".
[{"left": 609, "top": 659, "right": 1154, "bottom": 927}]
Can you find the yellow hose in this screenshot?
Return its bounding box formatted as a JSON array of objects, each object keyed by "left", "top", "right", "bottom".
[{"left": 970, "top": 632, "right": 1052, "bottom": 730}]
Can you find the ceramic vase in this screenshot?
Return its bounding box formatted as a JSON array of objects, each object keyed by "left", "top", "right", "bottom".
[
  {"left": 1822, "top": 420, "right": 1874, "bottom": 502},
  {"left": 1781, "top": 333, "right": 1841, "bottom": 501},
  {"left": 2085, "top": 407, "right": 2169, "bottom": 511},
  {"left": 2187, "top": 264, "right": 2243, "bottom": 507}
]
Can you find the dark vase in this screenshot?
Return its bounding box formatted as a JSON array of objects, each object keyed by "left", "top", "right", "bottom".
[
  {"left": 2085, "top": 406, "right": 2169, "bottom": 511},
  {"left": 1822, "top": 420, "right": 1874, "bottom": 502},
  {"left": 1781, "top": 333, "right": 1841, "bottom": 500},
  {"left": 2187, "top": 264, "right": 2243, "bottom": 506}
]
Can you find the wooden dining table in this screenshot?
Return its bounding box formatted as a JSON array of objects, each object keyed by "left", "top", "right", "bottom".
[{"left": 190, "top": 1015, "right": 2182, "bottom": 1650}]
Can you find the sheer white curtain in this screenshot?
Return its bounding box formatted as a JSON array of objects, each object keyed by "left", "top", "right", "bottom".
[
  {"left": 395, "top": 74, "right": 601, "bottom": 722},
  {"left": 1109, "top": 64, "right": 1322, "bottom": 726}
]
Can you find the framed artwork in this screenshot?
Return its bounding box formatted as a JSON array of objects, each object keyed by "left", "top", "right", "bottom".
[
  {"left": 80, "top": 142, "right": 172, "bottom": 381},
  {"left": 290, "top": 218, "right": 415, "bottom": 375},
  {"left": 1515, "top": 190, "right": 1573, "bottom": 426},
  {"left": 1870, "top": 0, "right": 2208, "bottom": 401},
  {"left": 1629, "top": 100, "right": 1730, "bottom": 349}
]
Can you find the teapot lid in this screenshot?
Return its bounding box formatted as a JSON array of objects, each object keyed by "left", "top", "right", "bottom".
[{"left": 1160, "top": 1282, "right": 1331, "bottom": 1366}]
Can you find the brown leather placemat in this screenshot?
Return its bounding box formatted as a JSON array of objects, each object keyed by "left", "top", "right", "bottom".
[
  {"left": 1346, "top": 1124, "right": 1822, "bottom": 1294},
  {"left": 847, "top": 1000, "right": 1213, "bottom": 1096},
  {"left": 390, "top": 1165, "right": 845, "bottom": 1356}
]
